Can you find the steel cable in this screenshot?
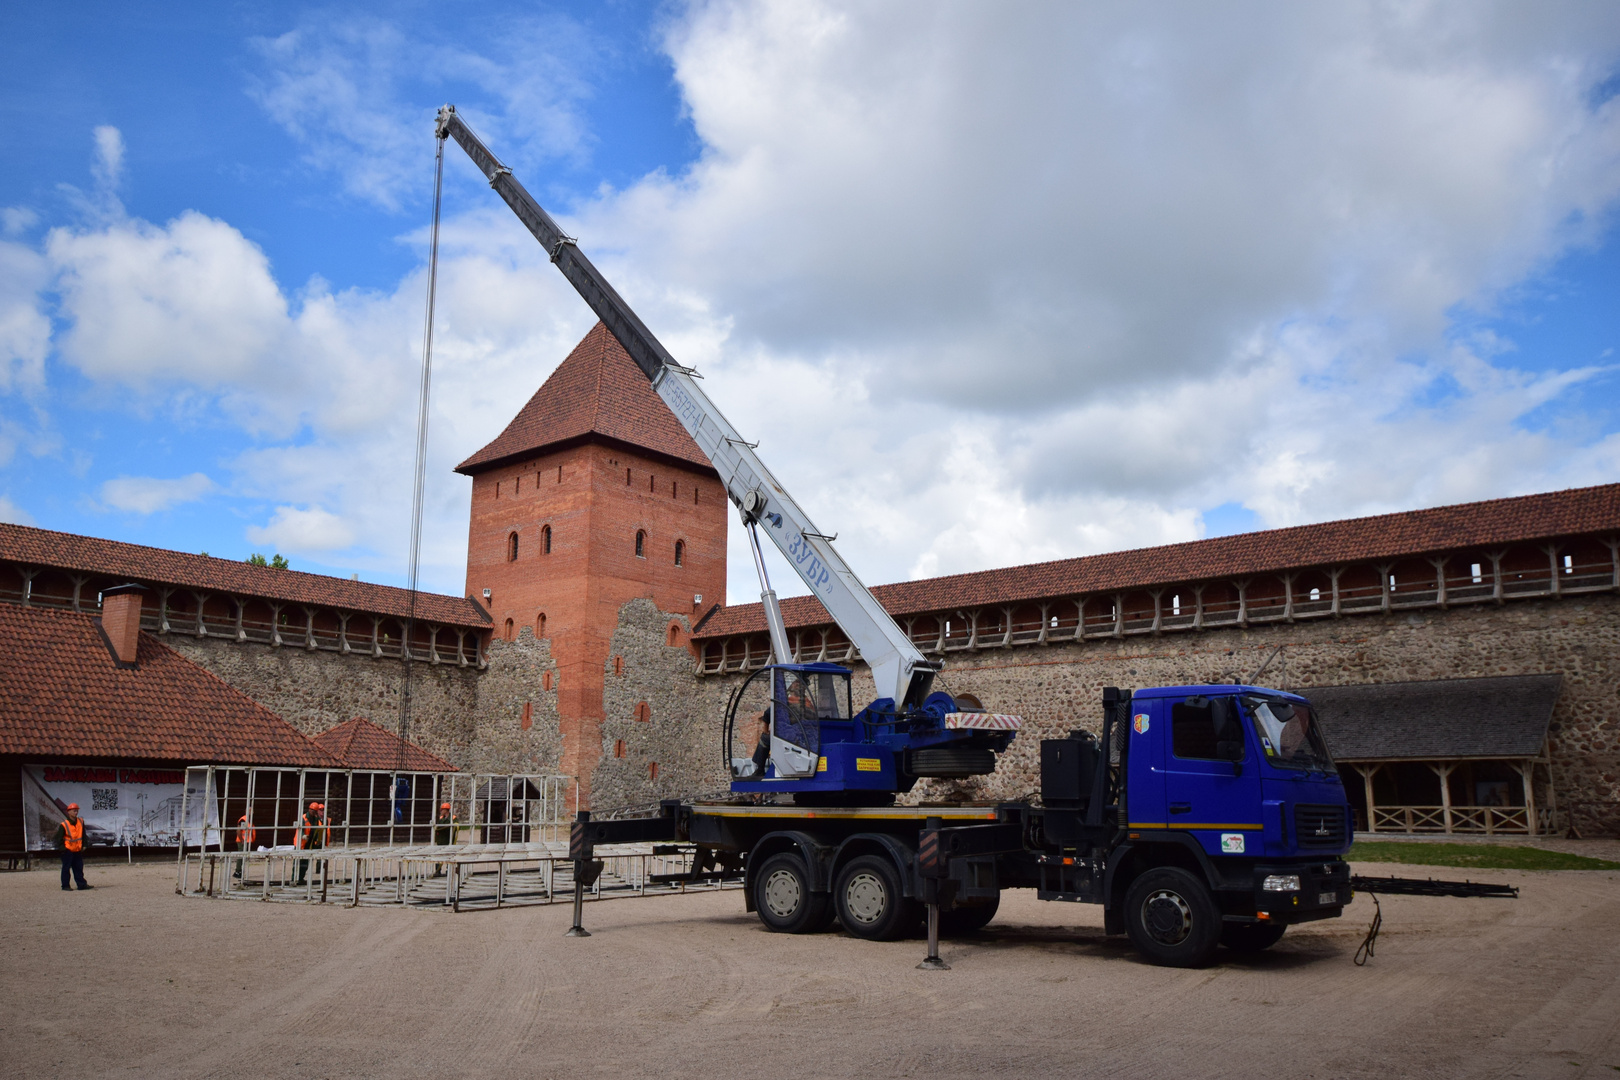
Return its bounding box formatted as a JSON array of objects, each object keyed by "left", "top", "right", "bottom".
[{"left": 396, "top": 133, "right": 446, "bottom": 776}]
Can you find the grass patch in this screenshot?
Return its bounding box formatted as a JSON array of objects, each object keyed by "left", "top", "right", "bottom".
[{"left": 1349, "top": 841, "right": 1620, "bottom": 872}]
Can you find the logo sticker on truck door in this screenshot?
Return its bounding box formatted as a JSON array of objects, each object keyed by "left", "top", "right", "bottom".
[
  {"left": 1133, "top": 713, "right": 1150, "bottom": 734},
  {"left": 1220, "top": 833, "right": 1246, "bottom": 853}
]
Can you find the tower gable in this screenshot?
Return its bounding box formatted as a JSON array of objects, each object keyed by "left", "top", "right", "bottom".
[{"left": 455, "top": 322, "right": 714, "bottom": 477}]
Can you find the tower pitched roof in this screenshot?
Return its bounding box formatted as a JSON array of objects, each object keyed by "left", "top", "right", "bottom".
[{"left": 455, "top": 322, "right": 715, "bottom": 476}]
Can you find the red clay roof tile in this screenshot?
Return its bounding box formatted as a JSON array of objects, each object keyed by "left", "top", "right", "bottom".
[
  {"left": 0, "top": 523, "right": 489, "bottom": 629},
  {"left": 0, "top": 603, "right": 335, "bottom": 765},
  {"left": 694, "top": 482, "right": 1620, "bottom": 638},
  {"left": 313, "top": 717, "right": 456, "bottom": 772},
  {"left": 455, "top": 321, "right": 715, "bottom": 476}
]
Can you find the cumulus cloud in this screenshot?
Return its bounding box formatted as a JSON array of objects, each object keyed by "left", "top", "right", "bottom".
[
  {"left": 99, "top": 472, "right": 217, "bottom": 514},
  {"left": 247, "top": 12, "right": 597, "bottom": 211},
  {"left": 246, "top": 504, "right": 358, "bottom": 552},
  {"left": 0, "top": 495, "right": 34, "bottom": 526},
  {"left": 566, "top": 0, "right": 1620, "bottom": 590},
  {"left": 48, "top": 213, "right": 290, "bottom": 392},
  {"left": 0, "top": 240, "right": 50, "bottom": 395},
  {"left": 10, "top": 5, "right": 1620, "bottom": 603}
]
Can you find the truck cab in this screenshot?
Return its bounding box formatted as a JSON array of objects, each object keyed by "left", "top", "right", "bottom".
[{"left": 1095, "top": 684, "right": 1353, "bottom": 963}]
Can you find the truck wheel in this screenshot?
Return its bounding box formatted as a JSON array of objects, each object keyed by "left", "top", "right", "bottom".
[
  {"left": 835, "top": 855, "right": 918, "bottom": 941},
  {"left": 753, "top": 853, "right": 831, "bottom": 934},
  {"left": 1123, "top": 867, "right": 1221, "bottom": 968},
  {"left": 939, "top": 892, "right": 1000, "bottom": 936},
  {"left": 1221, "top": 921, "right": 1286, "bottom": 953}
]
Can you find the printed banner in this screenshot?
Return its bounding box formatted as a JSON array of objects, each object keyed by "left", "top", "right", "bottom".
[{"left": 21, "top": 764, "right": 218, "bottom": 851}]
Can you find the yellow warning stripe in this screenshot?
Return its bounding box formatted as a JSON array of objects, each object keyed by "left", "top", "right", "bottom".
[
  {"left": 1129, "top": 822, "right": 1263, "bottom": 830},
  {"left": 693, "top": 805, "right": 999, "bottom": 821}
]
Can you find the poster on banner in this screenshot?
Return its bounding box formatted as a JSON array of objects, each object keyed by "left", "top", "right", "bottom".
[{"left": 21, "top": 764, "right": 218, "bottom": 850}]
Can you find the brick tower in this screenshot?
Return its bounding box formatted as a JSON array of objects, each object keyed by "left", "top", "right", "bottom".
[{"left": 456, "top": 322, "right": 727, "bottom": 805}]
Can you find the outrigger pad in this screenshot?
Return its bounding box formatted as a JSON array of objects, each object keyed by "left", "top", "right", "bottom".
[{"left": 1349, "top": 874, "right": 1517, "bottom": 899}]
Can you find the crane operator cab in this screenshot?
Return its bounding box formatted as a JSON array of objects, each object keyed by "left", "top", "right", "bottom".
[{"left": 724, "top": 663, "right": 1022, "bottom": 805}]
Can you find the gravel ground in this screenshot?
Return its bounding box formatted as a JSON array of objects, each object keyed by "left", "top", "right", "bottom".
[{"left": 2, "top": 855, "right": 1619, "bottom": 1079}]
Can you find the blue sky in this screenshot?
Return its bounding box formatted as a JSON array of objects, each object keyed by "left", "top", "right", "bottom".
[{"left": 2, "top": 3, "right": 1618, "bottom": 602}]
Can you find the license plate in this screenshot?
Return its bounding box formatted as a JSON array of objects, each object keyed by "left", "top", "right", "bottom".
[{"left": 1319, "top": 891, "right": 1338, "bottom": 905}]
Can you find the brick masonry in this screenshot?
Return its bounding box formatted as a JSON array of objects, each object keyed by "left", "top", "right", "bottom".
[{"left": 461, "top": 440, "right": 726, "bottom": 803}]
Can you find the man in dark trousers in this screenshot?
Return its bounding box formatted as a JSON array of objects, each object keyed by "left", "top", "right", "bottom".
[
  {"left": 55, "top": 803, "right": 92, "bottom": 891},
  {"left": 294, "top": 802, "right": 327, "bottom": 886}
]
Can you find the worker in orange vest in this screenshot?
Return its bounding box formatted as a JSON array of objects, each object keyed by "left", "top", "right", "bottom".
[
  {"left": 294, "top": 802, "right": 327, "bottom": 886},
  {"left": 432, "top": 802, "right": 456, "bottom": 877},
  {"left": 233, "top": 813, "right": 257, "bottom": 880},
  {"left": 54, "top": 802, "right": 91, "bottom": 891}
]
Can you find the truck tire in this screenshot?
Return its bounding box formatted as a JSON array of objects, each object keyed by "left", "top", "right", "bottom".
[
  {"left": 753, "top": 852, "right": 832, "bottom": 934},
  {"left": 906, "top": 748, "right": 997, "bottom": 777},
  {"left": 939, "top": 892, "right": 1000, "bottom": 936},
  {"left": 1123, "top": 867, "right": 1221, "bottom": 968},
  {"left": 1221, "top": 921, "right": 1286, "bottom": 953},
  {"left": 834, "top": 854, "right": 918, "bottom": 941}
]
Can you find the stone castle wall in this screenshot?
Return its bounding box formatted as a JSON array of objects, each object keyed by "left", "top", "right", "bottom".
[
  {"left": 165, "top": 632, "right": 562, "bottom": 780},
  {"left": 159, "top": 588, "right": 1620, "bottom": 836},
  {"left": 597, "top": 593, "right": 1619, "bottom": 835}
]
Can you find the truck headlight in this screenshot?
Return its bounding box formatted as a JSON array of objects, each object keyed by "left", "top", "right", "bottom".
[{"left": 1262, "top": 874, "right": 1300, "bottom": 892}]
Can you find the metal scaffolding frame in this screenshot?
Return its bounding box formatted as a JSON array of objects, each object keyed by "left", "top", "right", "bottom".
[
  {"left": 177, "top": 766, "right": 571, "bottom": 853},
  {"left": 174, "top": 765, "right": 744, "bottom": 911}
]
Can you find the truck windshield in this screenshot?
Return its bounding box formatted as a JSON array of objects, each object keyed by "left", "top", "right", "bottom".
[{"left": 1243, "top": 697, "right": 1335, "bottom": 771}]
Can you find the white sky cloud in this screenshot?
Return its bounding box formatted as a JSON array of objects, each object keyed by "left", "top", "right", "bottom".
[
  {"left": 7, "top": 4, "right": 1620, "bottom": 602},
  {"left": 98, "top": 472, "right": 216, "bottom": 514},
  {"left": 0, "top": 494, "right": 34, "bottom": 526},
  {"left": 246, "top": 12, "right": 597, "bottom": 211},
  {"left": 246, "top": 504, "right": 357, "bottom": 552}
]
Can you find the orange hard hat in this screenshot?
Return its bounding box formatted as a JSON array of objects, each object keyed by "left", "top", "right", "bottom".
[
  {"left": 440, "top": 802, "right": 451, "bottom": 809},
  {"left": 66, "top": 802, "right": 79, "bottom": 810}
]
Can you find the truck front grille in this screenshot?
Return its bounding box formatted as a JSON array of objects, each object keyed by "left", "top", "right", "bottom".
[{"left": 1294, "top": 804, "right": 1346, "bottom": 848}]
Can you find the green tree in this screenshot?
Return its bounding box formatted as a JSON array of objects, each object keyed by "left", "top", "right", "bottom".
[{"left": 248, "top": 553, "right": 290, "bottom": 569}]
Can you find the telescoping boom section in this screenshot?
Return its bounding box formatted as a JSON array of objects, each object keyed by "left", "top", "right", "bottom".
[{"left": 434, "top": 105, "right": 1018, "bottom": 799}]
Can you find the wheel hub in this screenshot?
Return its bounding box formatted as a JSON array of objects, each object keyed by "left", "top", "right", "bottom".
[
  {"left": 764, "top": 868, "right": 802, "bottom": 918},
  {"left": 1143, "top": 889, "right": 1193, "bottom": 945},
  {"left": 843, "top": 871, "right": 888, "bottom": 924}
]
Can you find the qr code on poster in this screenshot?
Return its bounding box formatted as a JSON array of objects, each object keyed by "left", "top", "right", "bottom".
[{"left": 91, "top": 788, "right": 118, "bottom": 811}]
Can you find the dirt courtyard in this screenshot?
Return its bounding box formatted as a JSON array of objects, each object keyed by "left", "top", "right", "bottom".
[{"left": 2, "top": 857, "right": 1618, "bottom": 1079}]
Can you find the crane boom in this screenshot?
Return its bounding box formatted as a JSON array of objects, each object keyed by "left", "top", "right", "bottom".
[{"left": 435, "top": 105, "right": 935, "bottom": 709}]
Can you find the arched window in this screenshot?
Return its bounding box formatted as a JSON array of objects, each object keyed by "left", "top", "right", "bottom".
[
  {"left": 648, "top": 762, "right": 659, "bottom": 780},
  {"left": 542, "top": 524, "right": 552, "bottom": 554},
  {"left": 521, "top": 701, "right": 533, "bottom": 731},
  {"left": 667, "top": 623, "right": 682, "bottom": 647},
  {"left": 614, "top": 739, "right": 625, "bottom": 759},
  {"left": 634, "top": 701, "right": 651, "bottom": 722},
  {"left": 542, "top": 670, "right": 554, "bottom": 691},
  {"left": 506, "top": 532, "right": 519, "bottom": 561},
  {"left": 635, "top": 530, "right": 646, "bottom": 558},
  {"left": 674, "top": 540, "right": 684, "bottom": 567},
  {"left": 613, "top": 655, "right": 624, "bottom": 676},
  {"left": 536, "top": 612, "right": 546, "bottom": 637},
  {"left": 503, "top": 618, "right": 514, "bottom": 642}
]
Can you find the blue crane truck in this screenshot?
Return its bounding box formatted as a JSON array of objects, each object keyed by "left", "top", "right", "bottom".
[
  {"left": 568, "top": 673, "right": 1352, "bottom": 967},
  {"left": 432, "top": 105, "right": 1355, "bottom": 967}
]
